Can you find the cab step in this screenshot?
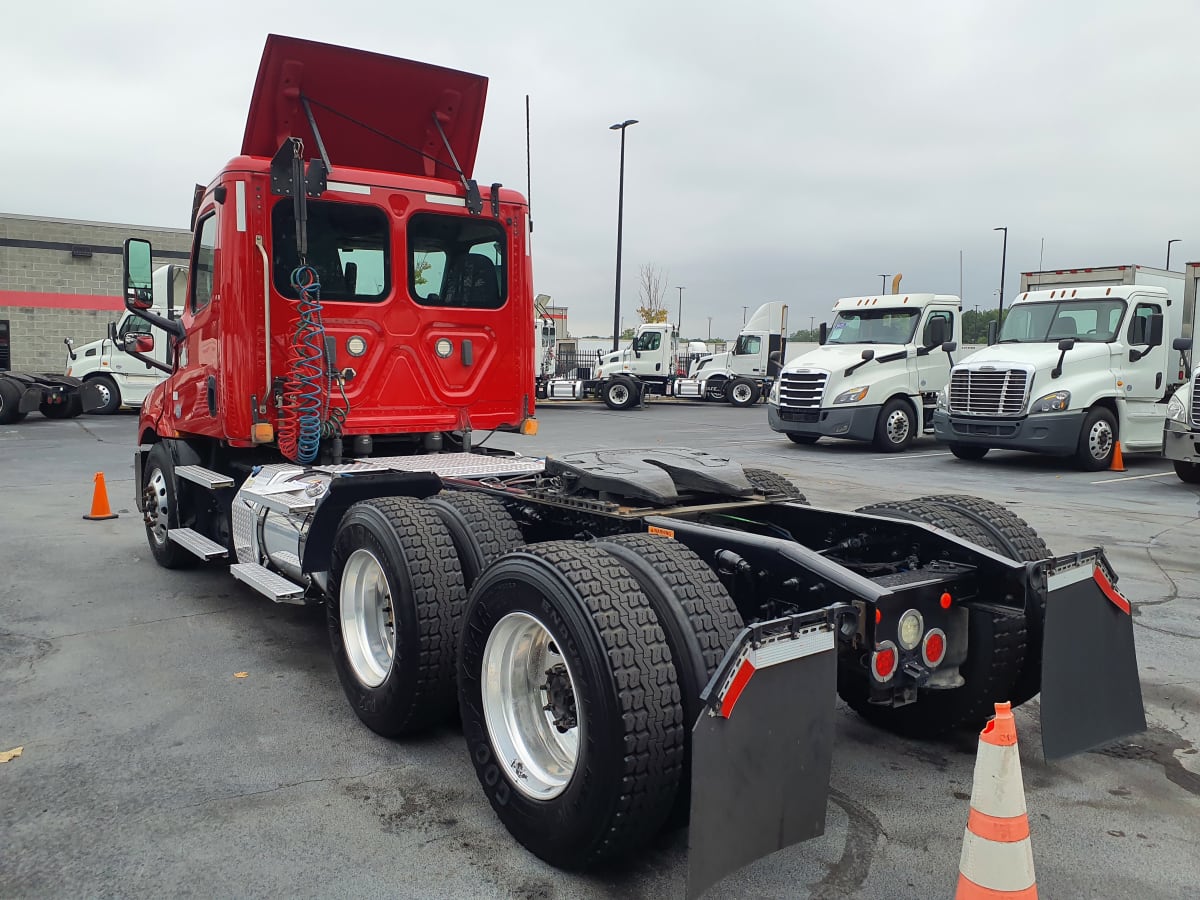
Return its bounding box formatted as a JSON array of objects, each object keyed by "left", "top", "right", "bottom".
[
  {"left": 237, "top": 487, "right": 317, "bottom": 516},
  {"left": 175, "top": 465, "right": 236, "bottom": 489},
  {"left": 166, "top": 527, "right": 228, "bottom": 560},
  {"left": 230, "top": 562, "right": 306, "bottom": 604}
]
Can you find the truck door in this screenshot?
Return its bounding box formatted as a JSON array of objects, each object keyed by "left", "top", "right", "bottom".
[
  {"left": 732, "top": 333, "right": 764, "bottom": 375},
  {"left": 1120, "top": 297, "right": 1169, "bottom": 443},
  {"left": 916, "top": 308, "right": 955, "bottom": 393},
  {"left": 172, "top": 210, "right": 222, "bottom": 437},
  {"left": 111, "top": 313, "right": 164, "bottom": 403}
]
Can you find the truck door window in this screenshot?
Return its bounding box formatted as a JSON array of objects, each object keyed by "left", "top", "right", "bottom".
[
  {"left": 922, "top": 311, "right": 953, "bottom": 346},
  {"left": 634, "top": 331, "right": 662, "bottom": 352},
  {"left": 734, "top": 335, "right": 761, "bottom": 355},
  {"left": 191, "top": 214, "right": 218, "bottom": 312},
  {"left": 1126, "top": 303, "right": 1158, "bottom": 345},
  {"left": 408, "top": 213, "right": 507, "bottom": 309},
  {"left": 272, "top": 200, "right": 390, "bottom": 302}
]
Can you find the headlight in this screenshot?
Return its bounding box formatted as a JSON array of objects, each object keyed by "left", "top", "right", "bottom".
[
  {"left": 768, "top": 379, "right": 780, "bottom": 404},
  {"left": 935, "top": 388, "right": 948, "bottom": 410},
  {"left": 1167, "top": 392, "right": 1188, "bottom": 424},
  {"left": 897, "top": 609, "right": 924, "bottom": 650},
  {"left": 833, "top": 386, "right": 869, "bottom": 404},
  {"left": 1031, "top": 390, "right": 1070, "bottom": 413}
]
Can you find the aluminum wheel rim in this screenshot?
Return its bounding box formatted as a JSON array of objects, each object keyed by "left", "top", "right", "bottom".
[
  {"left": 1088, "top": 419, "right": 1113, "bottom": 460},
  {"left": 482, "top": 611, "right": 581, "bottom": 800},
  {"left": 609, "top": 384, "right": 630, "bottom": 405},
  {"left": 94, "top": 382, "right": 112, "bottom": 406},
  {"left": 340, "top": 549, "right": 396, "bottom": 689},
  {"left": 732, "top": 383, "right": 753, "bottom": 403},
  {"left": 886, "top": 408, "right": 910, "bottom": 444},
  {"left": 145, "top": 467, "right": 170, "bottom": 546}
]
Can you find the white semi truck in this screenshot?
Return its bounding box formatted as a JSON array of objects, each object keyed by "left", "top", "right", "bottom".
[
  {"left": 1161, "top": 262, "right": 1200, "bottom": 482},
  {"left": 64, "top": 264, "right": 185, "bottom": 413},
  {"left": 933, "top": 265, "right": 1184, "bottom": 470},
  {"left": 767, "top": 293, "right": 961, "bottom": 452},
  {"left": 542, "top": 321, "right": 681, "bottom": 409},
  {"left": 674, "top": 301, "right": 789, "bottom": 406}
]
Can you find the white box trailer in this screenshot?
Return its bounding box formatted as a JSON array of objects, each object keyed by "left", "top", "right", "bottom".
[{"left": 1161, "top": 262, "right": 1200, "bottom": 482}]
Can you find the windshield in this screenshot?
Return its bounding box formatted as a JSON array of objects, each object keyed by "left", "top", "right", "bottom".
[
  {"left": 827, "top": 309, "right": 919, "bottom": 345},
  {"left": 999, "top": 300, "right": 1126, "bottom": 343}
]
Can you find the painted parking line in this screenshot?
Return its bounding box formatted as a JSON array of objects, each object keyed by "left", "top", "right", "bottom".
[
  {"left": 870, "top": 451, "right": 953, "bottom": 461},
  {"left": 1090, "top": 471, "right": 1176, "bottom": 485}
]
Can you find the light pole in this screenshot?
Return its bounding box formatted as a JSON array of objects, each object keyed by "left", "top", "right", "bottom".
[
  {"left": 876, "top": 274, "right": 887, "bottom": 295},
  {"left": 809, "top": 315, "right": 815, "bottom": 334},
  {"left": 706, "top": 316, "right": 713, "bottom": 341},
  {"left": 994, "top": 227, "right": 1008, "bottom": 319},
  {"left": 1167, "top": 239, "right": 1182, "bottom": 270},
  {"left": 676, "top": 286, "right": 685, "bottom": 336},
  {"left": 742, "top": 305, "right": 748, "bottom": 325},
  {"left": 609, "top": 118, "right": 639, "bottom": 350}
]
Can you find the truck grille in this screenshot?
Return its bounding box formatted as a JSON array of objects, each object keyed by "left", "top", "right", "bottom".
[
  {"left": 948, "top": 368, "right": 1029, "bottom": 416},
  {"left": 1192, "top": 374, "right": 1200, "bottom": 427},
  {"left": 779, "top": 371, "right": 828, "bottom": 410}
]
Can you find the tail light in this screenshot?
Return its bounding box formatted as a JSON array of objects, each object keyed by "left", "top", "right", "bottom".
[
  {"left": 871, "top": 641, "right": 897, "bottom": 682},
  {"left": 897, "top": 609, "right": 924, "bottom": 650},
  {"left": 922, "top": 628, "right": 947, "bottom": 667}
]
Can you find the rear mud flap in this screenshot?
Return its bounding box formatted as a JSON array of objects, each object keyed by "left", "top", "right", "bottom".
[
  {"left": 687, "top": 615, "right": 838, "bottom": 899},
  {"left": 1040, "top": 552, "right": 1146, "bottom": 760},
  {"left": 18, "top": 388, "right": 41, "bottom": 413},
  {"left": 80, "top": 381, "right": 106, "bottom": 412}
]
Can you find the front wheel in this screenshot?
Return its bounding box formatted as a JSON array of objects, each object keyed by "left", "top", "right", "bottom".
[
  {"left": 872, "top": 398, "right": 914, "bottom": 452},
  {"left": 1075, "top": 407, "right": 1117, "bottom": 471},
  {"left": 601, "top": 376, "right": 639, "bottom": 411},
  {"left": 458, "top": 542, "right": 683, "bottom": 867},
  {"left": 949, "top": 443, "right": 989, "bottom": 460},
  {"left": 88, "top": 375, "right": 122, "bottom": 414},
  {"left": 727, "top": 377, "right": 760, "bottom": 408},
  {"left": 142, "top": 443, "right": 193, "bottom": 569},
  {"left": 1174, "top": 460, "right": 1200, "bottom": 484}
]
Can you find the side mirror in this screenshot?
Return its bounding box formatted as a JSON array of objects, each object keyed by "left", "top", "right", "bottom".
[
  {"left": 107, "top": 321, "right": 118, "bottom": 343},
  {"left": 987, "top": 320, "right": 998, "bottom": 345},
  {"left": 123, "top": 238, "right": 154, "bottom": 310},
  {"left": 818, "top": 322, "right": 828, "bottom": 345},
  {"left": 926, "top": 318, "right": 948, "bottom": 348},
  {"left": 941, "top": 341, "right": 957, "bottom": 353},
  {"left": 125, "top": 333, "right": 154, "bottom": 354},
  {"left": 1147, "top": 313, "right": 1164, "bottom": 347},
  {"left": 1058, "top": 338, "right": 1076, "bottom": 352},
  {"left": 1173, "top": 337, "right": 1193, "bottom": 352},
  {"left": 860, "top": 348, "right": 875, "bottom": 361}
]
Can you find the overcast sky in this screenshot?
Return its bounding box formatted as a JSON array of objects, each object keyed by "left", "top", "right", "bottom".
[{"left": 5, "top": 1, "right": 1199, "bottom": 339}]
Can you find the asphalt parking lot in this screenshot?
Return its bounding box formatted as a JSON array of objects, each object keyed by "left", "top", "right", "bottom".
[{"left": 3, "top": 403, "right": 1199, "bottom": 899}]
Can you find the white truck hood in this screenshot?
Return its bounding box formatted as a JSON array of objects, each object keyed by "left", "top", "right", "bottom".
[
  {"left": 784, "top": 344, "right": 907, "bottom": 375},
  {"left": 954, "top": 342, "right": 1111, "bottom": 372}
]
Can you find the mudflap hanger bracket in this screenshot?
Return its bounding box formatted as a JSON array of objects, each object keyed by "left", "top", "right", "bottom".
[
  {"left": 270, "top": 136, "right": 327, "bottom": 261},
  {"left": 687, "top": 607, "right": 847, "bottom": 900}
]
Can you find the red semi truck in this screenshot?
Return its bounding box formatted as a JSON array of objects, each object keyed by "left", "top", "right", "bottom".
[{"left": 119, "top": 35, "right": 1146, "bottom": 896}]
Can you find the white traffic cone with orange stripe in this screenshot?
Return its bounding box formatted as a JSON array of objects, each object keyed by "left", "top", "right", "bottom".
[{"left": 955, "top": 701, "right": 1038, "bottom": 899}]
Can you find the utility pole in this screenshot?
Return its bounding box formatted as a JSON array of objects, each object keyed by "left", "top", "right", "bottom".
[
  {"left": 742, "top": 306, "right": 748, "bottom": 325},
  {"left": 994, "top": 227, "right": 1008, "bottom": 319},
  {"left": 809, "top": 314, "right": 815, "bottom": 334},
  {"left": 706, "top": 316, "right": 712, "bottom": 341}
]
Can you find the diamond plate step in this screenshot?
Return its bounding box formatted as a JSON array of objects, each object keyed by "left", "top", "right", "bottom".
[
  {"left": 238, "top": 488, "right": 317, "bottom": 516},
  {"left": 175, "top": 465, "right": 235, "bottom": 489},
  {"left": 166, "top": 527, "right": 228, "bottom": 560},
  {"left": 230, "top": 563, "right": 306, "bottom": 603}
]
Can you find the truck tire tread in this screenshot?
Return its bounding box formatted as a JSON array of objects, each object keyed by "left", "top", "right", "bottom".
[{"left": 742, "top": 467, "right": 809, "bottom": 504}]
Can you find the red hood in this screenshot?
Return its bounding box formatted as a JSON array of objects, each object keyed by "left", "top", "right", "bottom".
[{"left": 241, "top": 34, "right": 488, "bottom": 179}]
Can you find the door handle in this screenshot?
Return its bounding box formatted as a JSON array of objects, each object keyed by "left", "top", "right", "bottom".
[{"left": 461, "top": 339, "right": 474, "bottom": 366}]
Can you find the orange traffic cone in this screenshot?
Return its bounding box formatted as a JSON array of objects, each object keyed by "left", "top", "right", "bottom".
[
  {"left": 83, "top": 471, "right": 118, "bottom": 521},
  {"left": 955, "top": 702, "right": 1038, "bottom": 899},
  {"left": 1110, "top": 441, "right": 1126, "bottom": 472}
]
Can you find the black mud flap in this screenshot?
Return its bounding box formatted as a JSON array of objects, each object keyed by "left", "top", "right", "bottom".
[
  {"left": 687, "top": 613, "right": 838, "bottom": 899},
  {"left": 80, "top": 381, "right": 106, "bottom": 413},
  {"left": 1039, "top": 551, "right": 1146, "bottom": 760},
  {"left": 18, "top": 388, "right": 41, "bottom": 414}
]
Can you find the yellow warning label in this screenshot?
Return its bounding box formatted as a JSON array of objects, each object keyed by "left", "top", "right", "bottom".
[{"left": 647, "top": 525, "right": 675, "bottom": 539}]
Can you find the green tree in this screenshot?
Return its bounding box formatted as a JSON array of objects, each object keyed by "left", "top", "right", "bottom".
[
  {"left": 962, "top": 309, "right": 1004, "bottom": 344},
  {"left": 788, "top": 328, "right": 819, "bottom": 342}
]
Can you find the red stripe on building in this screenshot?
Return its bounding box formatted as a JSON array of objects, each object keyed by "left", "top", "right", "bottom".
[{"left": 0, "top": 291, "right": 123, "bottom": 311}]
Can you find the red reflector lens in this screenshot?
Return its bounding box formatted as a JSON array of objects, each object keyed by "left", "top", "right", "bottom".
[
  {"left": 875, "top": 608, "right": 882, "bottom": 624},
  {"left": 924, "top": 632, "right": 945, "bottom": 664},
  {"left": 873, "top": 646, "right": 897, "bottom": 680},
  {"left": 939, "top": 592, "right": 952, "bottom": 609}
]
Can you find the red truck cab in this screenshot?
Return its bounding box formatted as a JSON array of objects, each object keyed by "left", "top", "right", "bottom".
[{"left": 131, "top": 35, "right": 534, "bottom": 459}]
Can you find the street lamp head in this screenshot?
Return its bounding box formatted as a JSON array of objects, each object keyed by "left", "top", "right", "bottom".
[
  {"left": 610, "top": 119, "right": 639, "bottom": 130},
  {"left": 994, "top": 226, "right": 1007, "bottom": 233}
]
